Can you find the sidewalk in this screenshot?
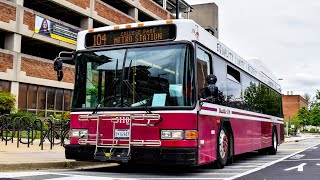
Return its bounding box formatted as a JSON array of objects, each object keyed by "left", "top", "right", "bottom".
[
  {"left": 0, "top": 134, "right": 318, "bottom": 172},
  {"left": 284, "top": 133, "right": 319, "bottom": 143},
  {"left": 0, "top": 139, "right": 112, "bottom": 172}
]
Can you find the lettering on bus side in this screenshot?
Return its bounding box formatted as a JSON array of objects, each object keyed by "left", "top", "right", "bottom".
[{"left": 217, "top": 43, "right": 258, "bottom": 77}]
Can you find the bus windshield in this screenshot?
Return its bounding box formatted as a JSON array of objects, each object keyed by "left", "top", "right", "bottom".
[{"left": 72, "top": 44, "right": 194, "bottom": 110}]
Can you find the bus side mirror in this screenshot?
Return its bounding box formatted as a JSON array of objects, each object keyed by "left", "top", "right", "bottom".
[
  {"left": 53, "top": 51, "right": 74, "bottom": 81},
  {"left": 54, "top": 58, "right": 64, "bottom": 81}
]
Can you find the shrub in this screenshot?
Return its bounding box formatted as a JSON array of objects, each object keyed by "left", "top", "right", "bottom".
[
  {"left": 309, "top": 128, "right": 316, "bottom": 133},
  {"left": 9, "top": 111, "right": 36, "bottom": 123},
  {"left": 0, "top": 91, "right": 15, "bottom": 115},
  {"left": 54, "top": 111, "right": 70, "bottom": 121}
]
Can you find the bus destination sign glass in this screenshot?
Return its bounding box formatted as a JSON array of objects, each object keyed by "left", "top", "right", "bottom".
[{"left": 85, "top": 25, "right": 176, "bottom": 47}]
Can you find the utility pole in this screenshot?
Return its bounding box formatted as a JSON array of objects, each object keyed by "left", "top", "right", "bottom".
[{"left": 176, "top": 0, "right": 179, "bottom": 19}]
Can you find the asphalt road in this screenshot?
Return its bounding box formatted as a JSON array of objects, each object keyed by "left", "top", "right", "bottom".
[
  {"left": 1, "top": 137, "right": 320, "bottom": 180},
  {"left": 237, "top": 139, "right": 320, "bottom": 180}
]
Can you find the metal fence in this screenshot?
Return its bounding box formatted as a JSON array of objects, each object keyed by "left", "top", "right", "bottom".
[{"left": 0, "top": 114, "right": 70, "bottom": 150}]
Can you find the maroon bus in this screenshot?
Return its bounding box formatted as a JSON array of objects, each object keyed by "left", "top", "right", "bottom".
[{"left": 54, "top": 19, "right": 284, "bottom": 168}]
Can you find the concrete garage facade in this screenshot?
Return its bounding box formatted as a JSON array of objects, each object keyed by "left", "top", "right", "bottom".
[{"left": 0, "top": 0, "right": 192, "bottom": 116}]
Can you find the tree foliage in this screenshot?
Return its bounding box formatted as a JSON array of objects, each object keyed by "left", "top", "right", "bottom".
[
  {"left": 0, "top": 91, "right": 15, "bottom": 114},
  {"left": 309, "top": 105, "right": 320, "bottom": 128},
  {"left": 297, "top": 107, "right": 309, "bottom": 129},
  {"left": 291, "top": 115, "right": 301, "bottom": 132}
]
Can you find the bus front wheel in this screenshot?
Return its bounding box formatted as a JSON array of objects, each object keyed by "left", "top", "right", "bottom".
[{"left": 216, "top": 126, "right": 229, "bottom": 168}]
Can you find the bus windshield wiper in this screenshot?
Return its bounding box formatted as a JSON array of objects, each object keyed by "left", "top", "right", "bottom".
[
  {"left": 92, "top": 59, "right": 119, "bottom": 114},
  {"left": 123, "top": 79, "right": 152, "bottom": 114},
  {"left": 122, "top": 59, "right": 152, "bottom": 114}
]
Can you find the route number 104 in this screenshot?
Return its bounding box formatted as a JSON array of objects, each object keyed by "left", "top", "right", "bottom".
[{"left": 93, "top": 34, "right": 107, "bottom": 46}]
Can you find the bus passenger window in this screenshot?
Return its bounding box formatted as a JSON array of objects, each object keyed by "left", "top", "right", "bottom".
[
  {"left": 226, "top": 65, "right": 242, "bottom": 108},
  {"left": 196, "top": 48, "right": 212, "bottom": 99}
]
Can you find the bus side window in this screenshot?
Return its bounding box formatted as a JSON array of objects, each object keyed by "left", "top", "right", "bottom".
[
  {"left": 196, "top": 47, "right": 212, "bottom": 99},
  {"left": 212, "top": 54, "right": 227, "bottom": 105}
]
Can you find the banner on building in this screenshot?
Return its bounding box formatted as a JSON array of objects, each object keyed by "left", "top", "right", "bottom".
[{"left": 34, "top": 15, "right": 79, "bottom": 45}]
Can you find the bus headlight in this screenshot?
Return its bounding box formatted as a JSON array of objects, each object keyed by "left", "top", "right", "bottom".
[
  {"left": 161, "top": 130, "right": 184, "bottom": 140},
  {"left": 70, "top": 129, "right": 88, "bottom": 139}
]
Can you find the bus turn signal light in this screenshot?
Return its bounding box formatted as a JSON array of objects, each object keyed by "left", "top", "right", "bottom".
[{"left": 185, "top": 130, "right": 198, "bottom": 139}]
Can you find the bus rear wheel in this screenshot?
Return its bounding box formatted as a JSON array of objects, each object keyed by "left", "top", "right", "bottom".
[
  {"left": 216, "top": 126, "right": 229, "bottom": 169},
  {"left": 267, "top": 129, "right": 277, "bottom": 155}
]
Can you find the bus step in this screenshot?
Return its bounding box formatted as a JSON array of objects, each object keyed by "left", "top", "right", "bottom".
[{"left": 94, "top": 149, "right": 130, "bottom": 162}]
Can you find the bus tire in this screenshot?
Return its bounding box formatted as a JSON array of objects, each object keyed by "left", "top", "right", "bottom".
[
  {"left": 267, "top": 128, "right": 277, "bottom": 155},
  {"left": 216, "top": 125, "right": 229, "bottom": 169}
]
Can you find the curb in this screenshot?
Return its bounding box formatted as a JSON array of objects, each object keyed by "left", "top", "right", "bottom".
[{"left": 0, "top": 161, "right": 116, "bottom": 172}]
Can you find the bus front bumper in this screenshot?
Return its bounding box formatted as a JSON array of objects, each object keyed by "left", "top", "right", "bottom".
[{"left": 65, "top": 144, "right": 198, "bottom": 165}]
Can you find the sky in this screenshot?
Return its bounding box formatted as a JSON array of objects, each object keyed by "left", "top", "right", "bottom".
[{"left": 184, "top": 0, "right": 320, "bottom": 99}]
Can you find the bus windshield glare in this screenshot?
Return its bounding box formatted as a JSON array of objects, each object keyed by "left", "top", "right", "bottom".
[{"left": 72, "top": 44, "right": 194, "bottom": 110}]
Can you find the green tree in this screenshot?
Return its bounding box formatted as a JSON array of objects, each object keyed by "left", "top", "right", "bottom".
[
  {"left": 0, "top": 91, "right": 15, "bottom": 114},
  {"left": 309, "top": 105, "right": 320, "bottom": 131},
  {"left": 297, "top": 107, "right": 309, "bottom": 131},
  {"left": 310, "top": 90, "right": 320, "bottom": 108},
  {"left": 291, "top": 115, "right": 301, "bottom": 133},
  {"left": 303, "top": 93, "right": 311, "bottom": 109}
]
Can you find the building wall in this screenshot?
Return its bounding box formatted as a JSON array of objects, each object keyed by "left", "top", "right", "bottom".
[
  {"left": 0, "top": 0, "right": 182, "bottom": 116},
  {"left": 282, "top": 95, "right": 308, "bottom": 120},
  {"left": 187, "top": 3, "right": 219, "bottom": 38}
]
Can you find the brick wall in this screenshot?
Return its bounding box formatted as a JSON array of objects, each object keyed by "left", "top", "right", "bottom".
[
  {"left": 140, "top": 0, "right": 168, "bottom": 20},
  {"left": 95, "top": 0, "right": 135, "bottom": 24},
  {"left": 21, "top": 57, "right": 75, "bottom": 83},
  {"left": 0, "top": 2, "right": 16, "bottom": 23},
  {"left": 0, "top": 51, "right": 13, "bottom": 72},
  {"left": 23, "top": 10, "right": 35, "bottom": 31},
  {"left": 67, "top": 0, "right": 90, "bottom": 9},
  {"left": 282, "top": 95, "right": 308, "bottom": 120}
]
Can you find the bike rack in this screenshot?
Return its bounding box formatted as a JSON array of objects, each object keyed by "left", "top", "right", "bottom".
[
  {"left": 78, "top": 113, "right": 162, "bottom": 161},
  {"left": 34, "top": 119, "right": 43, "bottom": 150}
]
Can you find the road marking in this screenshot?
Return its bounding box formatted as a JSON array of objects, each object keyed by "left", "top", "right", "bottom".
[
  {"left": 0, "top": 172, "right": 51, "bottom": 178},
  {"left": 289, "top": 154, "right": 305, "bottom": 159},
  {"left": 280, "top": 148, "right": 305, "bottom": 151},
  {"left": 228, "top": 141, "right": 320, "bottom": 180},
  {"left": 227, "top": 165, "right": 259, "bottom": 168},
  {"left": 284, "top": 158, "right": 320, "bottom": 161},
  {"left": 310, "top": 146, "right": 318, "bottom": 149},
  {"left": 284, "top": 163, "right": 306, "bottom": 172},
  {"left": 316, "top": 164, "right": 320, "bottom": 166}
]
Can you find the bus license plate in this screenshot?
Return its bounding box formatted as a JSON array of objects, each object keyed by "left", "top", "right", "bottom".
[{"left": 115, "top": 129, "right": 130, "bottom": 139}]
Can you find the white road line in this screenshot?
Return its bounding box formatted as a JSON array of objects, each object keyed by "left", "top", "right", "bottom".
[
  {"left": 227, "top": 141, "right": 320, "bottom": 180},
  {"left": 227, "top": 165, "right": 259, "bottom": 168},
  {"left": 284, "top": 158, "right": 320, "bottom": 161},
  {"left": 137, "top": 178, "right": 224, "bottom": 180},
  {"left": 289, "top": 154, "right": 305, "bottom": 159},
  {"left": 284, "top": 163, "right": 306, "bottom": 172},
  {"left": 0, "top": 172, "right": 51, "bottom": 178}
]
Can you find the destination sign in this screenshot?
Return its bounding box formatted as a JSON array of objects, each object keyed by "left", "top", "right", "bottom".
[{"left": 85, "top": 25, "right": 176, "bottom": 47}]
